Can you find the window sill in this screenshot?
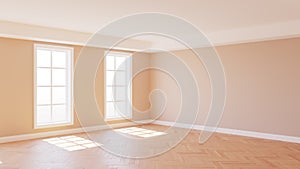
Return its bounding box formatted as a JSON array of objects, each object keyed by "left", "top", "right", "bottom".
[{"left": 34, "top": 121, "right": 73, "bottom": 129}]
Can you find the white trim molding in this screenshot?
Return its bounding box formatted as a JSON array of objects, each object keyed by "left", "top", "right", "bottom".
[
  {"left": 0, "top": 20, "right": 152, "bottom": 51},
  {"left": 1, "top": 120, "right": 299, "bottom": 144},
  {"left": 1, "top": 20, "right": 300, "bottom": 53},
  {"left": 208, "top": 20, "right": 300, "bottom": 46},
  {"left": 0, "top": 120, "right": 149, "bottom": 144},
  {"left": 152, "top": 120, "right": 300, "bottom": 144}
]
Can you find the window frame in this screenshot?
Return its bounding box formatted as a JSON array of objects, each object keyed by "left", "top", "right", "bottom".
[
  {"left": 104, "top": 51, "right": 132, "bottom": 121},
  {"left": 34, "top": 44, "right": 74, "bottom": 129}
]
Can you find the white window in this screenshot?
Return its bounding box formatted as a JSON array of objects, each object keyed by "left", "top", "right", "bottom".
[
  {"left": 34, "top": 44, "right": 73, "bottom": 128},
  {"left": 105, "top": 51, "right": 132, "bottom": 120}
]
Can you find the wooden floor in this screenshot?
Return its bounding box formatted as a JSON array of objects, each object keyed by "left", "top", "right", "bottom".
[{"left": 0, "top": 125, "right": 299, "bottom": 169}]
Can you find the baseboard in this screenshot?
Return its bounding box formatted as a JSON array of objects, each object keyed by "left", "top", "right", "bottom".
[
  {"left": 0, "top": 120, "right": 148, "bottom": 144},
  {"left": 2, "top": 120, "right": 299, "bottom": 144},
  {"left": 152, "top": 120, "right": 300, "bottom": 144}
]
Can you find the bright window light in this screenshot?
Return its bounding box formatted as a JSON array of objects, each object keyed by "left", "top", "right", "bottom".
[
  {"left": 43, "top": 135, "right": 101, "bottom": 151},
  {"left": 105, "top": 51, "right": 132, "bottom": 120},
  {"left": 115, "top": 127, "right": 166, "bottom": 138},
  {"left": 34, "top": 44, "right": 74, "bottom": 129},
  {"left": 0, "top": 161, "right": 2, "bottom": 164}
]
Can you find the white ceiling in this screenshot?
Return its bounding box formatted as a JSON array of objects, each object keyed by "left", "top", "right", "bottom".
[{"left": 0, "top": 0, "right": 300, "bottom": 51}]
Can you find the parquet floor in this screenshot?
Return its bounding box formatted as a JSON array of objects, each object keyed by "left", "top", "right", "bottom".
[{"left": 0, "top": 124, "right": 299, "bottom": 169}]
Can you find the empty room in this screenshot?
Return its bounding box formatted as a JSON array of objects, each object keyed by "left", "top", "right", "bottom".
[{"left": 0, "top": 0, "right": 299, "bottom": 168}]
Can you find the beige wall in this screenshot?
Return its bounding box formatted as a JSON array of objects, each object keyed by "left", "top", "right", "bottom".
[
  {"left": 217, "top": 38, "right": 300, "bottom": 137},
  {"left": 149, "top": 37, "right": 300, "bottom": 137},
  {"left": 131, "top": 52, "right": 151, "bottom": 120},
  {"left": 0, "top": 37, "right": 151, "bottom": 137}
]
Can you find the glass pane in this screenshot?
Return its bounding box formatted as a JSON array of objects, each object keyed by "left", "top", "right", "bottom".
[
  {"left": 106, "top": 71, "right": 115, "bottom": 86},
  {"left": 115, "top": 102, "right": 127, "bottom": 117},
  {"left": 52, "top": 105, "right": 67, "bottom": 122},
  {"left": 52, "top": 51, "right": 67, "bottom": 68},
  {"left": 37, "top": 87, "right": 51, "bottom": 104},
  {"left": 37, "top": 105, "right": 51, "bottom": 124},
  {"left": 116, "top": 87, "right": 126, "bottom": 100},
  {"left": 106, "top": 102, "right": 116, "bottom": 118},
  {"left": 105, "top": 55, "right": 115, "bottom": 70},
  {"left": 37, "top": 68, "right": 51, "bottom": 86},
  {"left": 52, "top": 69, "right": 66, "bottom": 86},
  {"left": 115, "top": 56, "right": 126, "bottom": 70},
  {"left": 106, "top": 87, "right": 114, "bottom": 101},
  {"left": 52, "top": 87, "right": 66, "bottom": 104},
  {"left": 115, "top": 71, "right": 126, "bottom": 85},
  {"left": 36, "top": 50, "right": 51, "bottom": 67}
]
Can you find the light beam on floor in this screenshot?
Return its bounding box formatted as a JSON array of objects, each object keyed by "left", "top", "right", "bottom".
[
  {"left": 115, "top": 127, "right": 166, "bottom": 138},
  {"left": 43, "top": 135, "right": 101, "bottom": 151}
]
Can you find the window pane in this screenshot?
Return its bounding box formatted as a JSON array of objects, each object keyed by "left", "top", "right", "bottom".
[
  {"left": 115, "top": 56, "right": 126, "bottom": 70},
  {"left": 105, "top": 55, "right": 115, "bottom": 70},
  {"left": 115, "top": 102, "right": 127, "bottom": 117},
  {"left": 106, "top": 102, "right": 116, "bottom": 118},
  {"left": 115, "top": 71, "right": 126, "bottom": 85},
  {"left": 116, "top": 86, "right": 126, "bottom": 100},
  {"left": 52, "top": 51, "right": 67, "bottom": 68},
  {"left": 37, "top": 68, "right": 51, "bottom": 86},
  {"left": 37, "top": 106, "right": 51, "bottom": 124},
  {"left": 106, "top": 87, "right": 114, "bottom": 101},
  {"left": 52, "top": 69, "right": 66, "bottom": 86},
  {"left": 37, "top": 87, "right": 51, "bottom": 104},
  {"left": 106, "top": 71, "right": 115, "bottom": 86},
  {"left": 52, "top": 105, "right": 67, "bottom": 122},
  {"left": 52, "top": 87, "right": 66, "bottom": 104},
  {"left": 105, "top": 52, "right": 131, "bottom": 120},
  {"left": 35, "top": 45, "right": 73, "bottom": 128},
  {"left": 36, "top": 50, "right": 51, "bottom": 67}
]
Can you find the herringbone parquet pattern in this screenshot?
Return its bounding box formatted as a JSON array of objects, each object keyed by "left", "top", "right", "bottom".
[{"left": 0, "top": 125, "right": 299, "bottom": 169}]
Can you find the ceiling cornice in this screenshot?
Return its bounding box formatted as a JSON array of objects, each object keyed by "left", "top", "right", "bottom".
[
  {"left": 0, "top": 20, "right": 299, "bottom": 52},
  {"left": 208, "top": 20, "right": 300, "bottom": 46},
  {"left": 0, "top": 20, "right": 152, "bottom": 51}
]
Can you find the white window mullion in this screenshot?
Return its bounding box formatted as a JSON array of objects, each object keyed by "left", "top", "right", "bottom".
[
  {"left": 34, "top": 44, "right": 73, "bottom": 129},
  {"left": 105, "top": 51, "right": 132, "bottom": 120}
]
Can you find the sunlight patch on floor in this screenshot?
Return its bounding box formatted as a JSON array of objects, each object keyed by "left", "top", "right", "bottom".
[
  {"left": 43, "top": 135, "right": 101, "bottom": 151},
  {"left": 115, "top": 127, "right": 166, "bottom": 138}
]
